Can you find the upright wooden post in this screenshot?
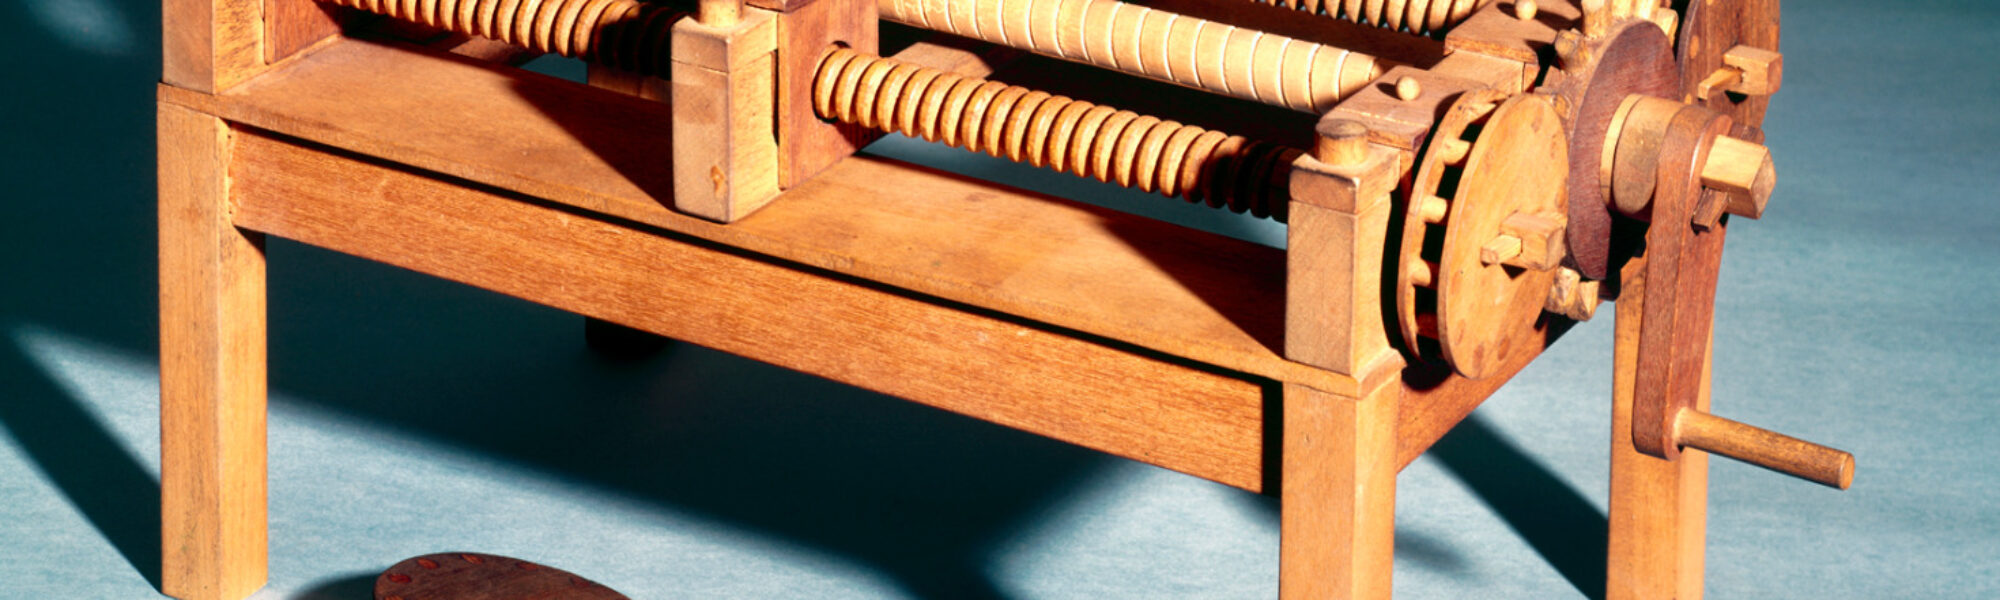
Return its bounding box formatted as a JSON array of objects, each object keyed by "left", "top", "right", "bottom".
[
  {"left": 1280, "top": 119, "right": 1405, "bottom": 599},
  {"left": 1607, "top": 253, "right": 1710, "bottom": 600},
  {"left": 1281, "top": 382, "right": 1399, "bottom": 600},
  {"left": 158, "top": 103, "right": 270, "bottom": 600}
]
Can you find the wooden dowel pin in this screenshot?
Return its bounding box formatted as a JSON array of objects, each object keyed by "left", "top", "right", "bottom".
[{"left": 1675, "top": 409, "right": 1855, "bottom": 489}]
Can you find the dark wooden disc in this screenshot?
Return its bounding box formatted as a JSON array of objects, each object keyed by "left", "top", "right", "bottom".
[
  {"left": 374, "top": 552, "right": 630, "bottom": 600},
  {"left": 1557, "top": 22, "right": 1677, "bottom": 280}
]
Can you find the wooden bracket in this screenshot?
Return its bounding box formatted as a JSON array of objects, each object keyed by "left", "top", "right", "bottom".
[
  {"left": 670, "top": 8, "right": 782, "bottom": 222},
  {"left": 759, "top": 0, "right": 879, "bottom": 189}
]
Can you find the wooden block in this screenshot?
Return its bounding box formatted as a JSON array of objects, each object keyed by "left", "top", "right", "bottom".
[
  {"left": 672, "top": 10, "right": 782, "bottom": 222},
  {"left": 1324, "top": 65, "right": 1485, "bottom": 152},
  {"left": 1280, "top": 382, "right": 1398, "bottom": 600},
  {"left": 1722, "top": 45, "right": 1783, "bottom": 96},
  {"left": 1286, "top": 145, "right": 1401, "bottom": 378},
  {"left": 263, "top": 0, "right": 342, "bottom": 65},
  {"left": 1443, "top": 0, "right": 1579, "bottom": 64},
  {"left": 773, "top": 0, "right": 879, "bottom": 188},
  {"left": 164, "top": 0, "right": 268, "bottom": 92},
  {"left": 157, "top": 102, "right": 270, "bottom": 600}
]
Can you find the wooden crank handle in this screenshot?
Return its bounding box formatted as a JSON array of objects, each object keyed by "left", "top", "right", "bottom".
[{"left": 1674, "top": 408, "right": 1854, "bottom": 490}]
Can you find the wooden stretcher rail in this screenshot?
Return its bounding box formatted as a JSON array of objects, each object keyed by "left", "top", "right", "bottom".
[{"left": 225, "top": 127, "right": 1278, "bottom": 491}]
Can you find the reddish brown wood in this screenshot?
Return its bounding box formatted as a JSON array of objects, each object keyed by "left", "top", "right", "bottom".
[
  {"left": 1553, "top": 21, "right": 1676, "bottom": 280},
  {"left": 1631, "top": 107, "right": 1733, "bottom": 459},
  {"left": 263, "top": 0, "right": 342, "bottom": 64},
  {"left": 374, "top": 553, "right": 628, "bottom": 600}
]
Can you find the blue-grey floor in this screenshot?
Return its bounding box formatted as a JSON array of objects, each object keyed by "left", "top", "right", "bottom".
[{"left": 3, "top": 0, "right": 1997, "bottom": 598}]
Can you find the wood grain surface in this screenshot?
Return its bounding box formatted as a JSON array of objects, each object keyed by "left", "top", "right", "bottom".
[
  {"left": 227, "top": 128, "right": 1275, "bottom": 491},
  {"left": 158, "top": 103, "right": 270, "bottom": 600}
]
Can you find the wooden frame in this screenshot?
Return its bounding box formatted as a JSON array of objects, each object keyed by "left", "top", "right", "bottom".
[{"left": 153, "top": 1, "right": 1752, "bottom": 599}]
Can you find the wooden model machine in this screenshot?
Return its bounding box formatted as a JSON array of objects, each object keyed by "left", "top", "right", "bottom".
[{"left": 155, "top": 0, "right": 1853, "bottom": 597}]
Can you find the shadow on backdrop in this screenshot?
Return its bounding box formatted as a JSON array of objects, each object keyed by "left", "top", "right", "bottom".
[{"left": 1430, "top": 414, "right": 1608, "bottom": 599}]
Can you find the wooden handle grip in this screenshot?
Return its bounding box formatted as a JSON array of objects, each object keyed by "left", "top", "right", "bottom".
[{"left": 1674, "top": 409, "right": 1854, "bottom": 490}]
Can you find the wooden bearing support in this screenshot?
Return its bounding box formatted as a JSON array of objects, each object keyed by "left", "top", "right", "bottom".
[{"left": 159, "top": 0, "right": 1854, "bottom": 599}]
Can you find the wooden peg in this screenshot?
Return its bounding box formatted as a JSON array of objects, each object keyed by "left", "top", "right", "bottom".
[
  {"left": 1480, "top": 235, "right": 1523, "bottom": 266},
  {"left": 1408, "top": 260, "right": 1437, "bottom": 287},
  {"left": 1514, "top": 0, "right": 1537, "bottom": 21},
  {"left": 1314, "top": 119, "right": 1371, "bottom": 167},
  {"left": 1723, "top": 46, "right": 1784, "bottom": 96},
  {"left": 1495, "top": 213, "right": 1565, "bottom": 271},
  {"left": 1395, "top": 76, "right": 1422, "bottom": 102},
  {"left": 1675, "top": 409, "right": 1854, "bottom": 489},
  {"left": 1698, "top": 46, "right": 1783, "bottom": 100},
  {"left": 1699, "top": 135, "right": 1775, "bottom": 221},
  {"left": 1418, "top": 196, "right": 1449, "bottom": 223}
]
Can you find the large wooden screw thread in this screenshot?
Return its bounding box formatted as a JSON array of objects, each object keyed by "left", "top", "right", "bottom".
[
  {"left": 1251, "top": 0, "right": 1495, "bottom": 36},
  {"left": 319, "top": 0, "right": 689, "bottom": 76},
  {"left": 876, "top": 0, "right": 1388, "bottom": 113},
  {"left": 814, "top": 49, "right": 1301, "bottom": 220}
]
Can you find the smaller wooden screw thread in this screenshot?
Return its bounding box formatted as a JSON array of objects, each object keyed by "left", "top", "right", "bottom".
[
  {"left": 1252, "top": 0, "right": 1494, "bottom": 36},
  {"left": 320, "top": 0, "right": 688, "bottom": 76},
  {"left": 815, "top": 49, "right": 1300, "bottom": 220}
]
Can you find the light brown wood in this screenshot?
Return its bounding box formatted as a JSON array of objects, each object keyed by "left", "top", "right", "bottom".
[
  {"left": 813, "top": 49, "right": 1299, "bottom": 218},
  {"left": 158, "top": 103, "right": 269, "bottom": 600},
  {"left": 1697, "top": 134, "right": 1775, "bottom": 221},
  {"left": 878, "top": 0, "right": 1386, "bottom": 112},
  {"left": 157, "top": 39, "right": 1364, "bottom": 395},
  {"left": 1675, "top": 410, "right": 1854, "bottom": 489},
  {"left": 226, "top": 129, "right": 1273, "bottom": 491},
  {"left": 671, "top": 8, "right": 782, "bottom": 222},
  {"left": 1280, "top": 382, "right": 1397, "bottom": 600},
  {"left": 1608, "top": 253, "right": 1709, "bottom": 600}
]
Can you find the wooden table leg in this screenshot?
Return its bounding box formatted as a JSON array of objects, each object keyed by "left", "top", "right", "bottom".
[
  {"left": 1607, "top": 255, "right": 1709, "bottom": 600},
  {"left": 1280, "top": 382, "right": 1398, "bottom": 600},
  {"left": 159, "top": 103, "right": 269, "bottom": 600}
]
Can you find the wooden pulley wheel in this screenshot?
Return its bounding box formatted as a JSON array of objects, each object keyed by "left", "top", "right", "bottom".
[
  {"left": 1396, "top": 91, "right": 1570, "bottom": 379},
  {"left": 1677, "top": 0, "right": 1781, "bottom": 127}
]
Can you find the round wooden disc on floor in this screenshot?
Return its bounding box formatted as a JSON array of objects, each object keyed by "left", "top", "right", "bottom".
[
  {"left": 1436, "top": 93, "right": 1568, "bottom": 379},
  {"left": 375, "top": 552, "right": 630, "bottom": 600}
]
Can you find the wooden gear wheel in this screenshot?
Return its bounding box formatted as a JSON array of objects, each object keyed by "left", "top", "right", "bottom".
[{"left": 1396, "top": 90, "right": 1570, "bottom": 379}]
